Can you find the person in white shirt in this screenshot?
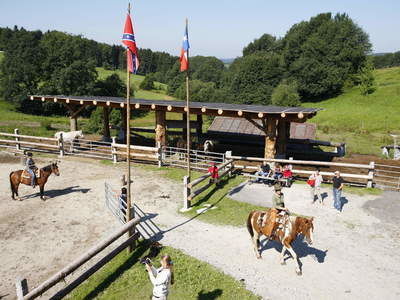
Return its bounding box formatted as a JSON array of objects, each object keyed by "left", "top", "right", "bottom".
[
  {"left": 146, "top": 255, "right": 173, "bottom": 300},
  {"left": 309, "top": 170, "right": 324, "bottom": 204}
]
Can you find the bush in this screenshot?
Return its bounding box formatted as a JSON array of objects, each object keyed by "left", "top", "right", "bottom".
[
  {"left": 271, "top": 80, "right": 301, "bottom": 107},
  {"left": 139, "top": 74, "right": 155, "bottom": 90}
]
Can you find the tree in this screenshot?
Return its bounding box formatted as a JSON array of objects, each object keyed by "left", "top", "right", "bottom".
[
  {"left": 271, "top": 80, "right": 301, "bottom": 106},
  {"left": 281, "top": 13, "right": 371, "bottom": 99},
  {"left": 139, "top": 74, "right": 155, "bottom": 90},
  {"left": 242, "top": 34, "right": 280, "bottom": 56},
  {"left": 359, "top": 58, "right": 376, "bottom": 95}
]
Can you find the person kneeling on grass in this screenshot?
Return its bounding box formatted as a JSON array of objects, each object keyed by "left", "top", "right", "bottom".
[{"left": 145, "top": 255, "right": 174, "bottom": 300}]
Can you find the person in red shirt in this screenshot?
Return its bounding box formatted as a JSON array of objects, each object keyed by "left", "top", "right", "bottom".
[{"left": 208, "top": 162, "right": 219, "bottom": 185}]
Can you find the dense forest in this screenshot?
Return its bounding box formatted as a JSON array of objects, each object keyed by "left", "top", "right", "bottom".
[{"left": 0, "top": 12, "right": 376, "bottom": 117}]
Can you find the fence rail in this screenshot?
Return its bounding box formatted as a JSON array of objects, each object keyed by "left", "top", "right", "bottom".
[{"left": 16, "top": 217, "right": 141, "bottom": 300}]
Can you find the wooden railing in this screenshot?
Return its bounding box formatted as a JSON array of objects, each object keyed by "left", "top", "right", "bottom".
[
  {"left": 16, "top": 218, "right": 141, "bottom": 300},
  {"left": 182, "top": 160, "right": 234, "bottom": 210},
  {"left": 225, "top": 152, "right": 375, "bottom": 188}
]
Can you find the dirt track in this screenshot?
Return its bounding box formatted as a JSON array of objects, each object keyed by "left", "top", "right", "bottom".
[{"left": 0, "top": 152, "right": 399, "bottom": 300}]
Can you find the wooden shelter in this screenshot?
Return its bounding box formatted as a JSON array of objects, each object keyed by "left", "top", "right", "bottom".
[{"left": 29, "top": 95, "right": 321, "bottom": 158}]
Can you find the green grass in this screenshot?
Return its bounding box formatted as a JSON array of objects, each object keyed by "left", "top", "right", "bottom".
[
  {"left": 70, "top": 240, "right": 259, "bottom": 300},
  {"left": 303, "top": 67, "right": 400, "bottom": 155},
  {"left": 137, "top": 165, "right": 203, "bottom": 182}
]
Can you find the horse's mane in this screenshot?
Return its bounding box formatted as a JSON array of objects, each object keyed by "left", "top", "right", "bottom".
[{"left": 41, "top": 164, "right": 53, "bottom": 172}]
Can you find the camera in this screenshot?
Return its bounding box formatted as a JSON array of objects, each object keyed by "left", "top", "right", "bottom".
[{"left": 140, "top": 257, "right": 152, "bottom": 265}]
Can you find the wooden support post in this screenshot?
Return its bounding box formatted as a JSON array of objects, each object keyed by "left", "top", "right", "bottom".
[
  {"left": 182, "top": 113, "right": 187, "bottom": 140},
  {"left": 70, "top": 117, "right": 78, "bottom": 131},
  {"left": 121, "top": 108, "right": 127, "bottom": 144},
  {"left": 182, "top": 175, "right": 191, "bottom": 211},
  {"left": 367, "top": 161, "right": 375, "bottom": 188},
  {"left": 155, "top": 110, "right": 166, "bottom": 147},
  {"left": 265, "top": 118, "right": 277, "bottom": 159},
  {"left": 102, "top": 107, "right": 111, "bottom": 142},
  {"left": 157, "top": 141, "right": 163, "bottom": 167},
  {"left": 14, "top": 128, "right": 20, "bottom": 151},
  {"left": 111, "top": 137, "right": 117, "bottom": 163},
  {"left": 196, "top": 114, "right": 203, "bottom": 137},
  {"left": 16, "top": 277, "right": 29, "bottom": 300},
  {"left": 58, "top": 133, "right": 64, "bottom": 157},
  {"left": 276, "top": 120, "right": 288, "bottom": 158}
]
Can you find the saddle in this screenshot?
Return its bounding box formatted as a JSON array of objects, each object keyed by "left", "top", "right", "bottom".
[
  {"left": 258, "top": 209, "right": 289, "bottom": 238},
  {"left": 22, "top": 169, "right": 39, "bottom": 179}
]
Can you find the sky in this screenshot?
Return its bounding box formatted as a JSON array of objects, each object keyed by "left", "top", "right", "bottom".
[{"left": 0, "top": 0, "right": 399, "bottom": 58}]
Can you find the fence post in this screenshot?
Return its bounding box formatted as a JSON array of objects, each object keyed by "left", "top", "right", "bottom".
[
  {"left": 367, "top": 161, "right": 375, "bottom": 188},
  {"left": 58, "top": 133, "right": 64, "bottom": 157},
  {"left": 14, "top": 128, "right": 20, "bottom": 151},
  {"left": 157, "top": 142, "right": 162, "bottom": 168},
  {"left": 111, "top": 137, "right": 117, "bottom": 163},
  {"left": 228, "top": 160, "right": 233, "bottom": 177},
  {"left": 181, "top": 175, "right": 191, "bottom": 211},
  {"left": 15, "top": 277, "right": 29, "bottom": 300}
]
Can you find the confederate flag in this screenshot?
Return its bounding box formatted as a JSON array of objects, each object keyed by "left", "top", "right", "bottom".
[{"left": 122, "top": 12, "right": 139, "bottom": 73}]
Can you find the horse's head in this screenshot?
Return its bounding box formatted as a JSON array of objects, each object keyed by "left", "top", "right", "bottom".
[
  {"left": 77, "top": 130, "right": 84, "bottom": 139},
  {"left": 300, "top": 217, "right": 314, "bottom": 245},
  {"left": 51, "top": 162, "right": 60, "bottom": 176}
]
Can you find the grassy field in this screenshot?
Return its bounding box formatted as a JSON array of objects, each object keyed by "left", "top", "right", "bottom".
[
  {"left": 303, "top": 67, "right": 400, "bottom": 155},
  {"left": 70, "top": 240, "right": 259, "bottom": 300}
]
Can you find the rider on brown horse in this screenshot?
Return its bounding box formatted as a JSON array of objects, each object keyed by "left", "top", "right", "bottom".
[
  {"left": 25, "top": 152, "right": 37, "bottom": 188},
  {"left": 262, "top": 184, "right": 289, "bottom": 238}
]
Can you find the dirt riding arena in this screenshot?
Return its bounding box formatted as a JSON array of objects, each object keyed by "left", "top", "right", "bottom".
[{"left": 1, "top": 151, "right": 399, "bottom": 299}]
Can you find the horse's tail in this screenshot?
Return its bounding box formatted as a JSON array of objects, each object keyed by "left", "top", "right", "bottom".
[
  {"left": 9, "top": 171, "right": 14, "bottom": 193},
  {"left": 247, "top": 211, "right": 255, "bottom": 238}
]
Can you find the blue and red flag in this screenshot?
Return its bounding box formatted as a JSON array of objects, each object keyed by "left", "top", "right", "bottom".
[
  {"left": 180, "top": 22, "right": 190, "bottom": 72},
  {"left": 122, "top": 12, "right": 139, "bottom": 73}
]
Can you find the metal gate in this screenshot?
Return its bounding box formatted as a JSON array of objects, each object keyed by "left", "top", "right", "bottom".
[
  {"left": 64, "top": 139, "right": 112, "bottom": 159},
  {"left": 374, "top": 164, "right": 400, "bottom": 191},
  {"left": 162, "top": 146, "right": 225, "bottom": 171}
]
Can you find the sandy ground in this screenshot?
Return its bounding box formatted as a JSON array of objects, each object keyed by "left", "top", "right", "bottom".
[{"left": 1, "top": 152, "right": 399, "bottom": 299}]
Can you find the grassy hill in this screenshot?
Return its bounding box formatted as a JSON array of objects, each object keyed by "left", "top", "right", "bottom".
[{"left": 303, "top": 66, "right": 400, "bottom": 155}]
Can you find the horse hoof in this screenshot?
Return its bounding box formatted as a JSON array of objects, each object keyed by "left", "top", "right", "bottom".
[
  {"left": 281, "top": 261, "right": 286, "bottom": 265},
  {"left": 296, "top": 270, "right": 302, "bottom": 276}
]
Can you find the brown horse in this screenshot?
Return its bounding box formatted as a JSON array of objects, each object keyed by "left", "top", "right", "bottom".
[
  {"left": 9, "top": 162, "right": 60, "bottom": 201},
  {"left": 247, "top": 209, "right": 314, "bottom": 275}
]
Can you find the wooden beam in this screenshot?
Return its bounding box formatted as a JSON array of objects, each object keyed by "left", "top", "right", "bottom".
[
  {"left": 196, "top": 114, "right": 203, "bottom": 136},
  {"left": 103, "top": 107, "right": 111, "bottom": 141},
  {"left": 155, "top": 110, "right": 166, "bottom": 146},
  {"left": 265, "top": 118, "right": 277, "bottom": 159},
  {"left": 276, "top": 119, "right": 288, "bottom": 156},
  {"left": 245, "top": 117, "right": 265, "bottom": 132}
]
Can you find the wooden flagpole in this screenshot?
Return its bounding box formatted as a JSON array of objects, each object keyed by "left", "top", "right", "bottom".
[
  {"left": 126, "top": 2, "right": 134, "bottom": 252},
  {"left": 185, "top": 18, "right": 191, "bottom": 181}
]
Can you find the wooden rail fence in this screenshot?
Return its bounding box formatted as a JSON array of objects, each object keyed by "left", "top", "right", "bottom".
[{"left": 16, "top": 217, "right": 141, "bottom": 300}]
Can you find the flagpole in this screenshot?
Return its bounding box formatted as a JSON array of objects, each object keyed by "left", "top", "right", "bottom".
[
  {"left": 185, "top": 18, "right": 191, "bottom": 181},
  {"left": 126, "top": 2, "right": 133, "bottom": 252}
]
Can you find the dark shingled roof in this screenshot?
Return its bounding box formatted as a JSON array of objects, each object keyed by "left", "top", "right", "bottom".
[{"left": 30, "top": 95, "right": 321, "bottom": 116}]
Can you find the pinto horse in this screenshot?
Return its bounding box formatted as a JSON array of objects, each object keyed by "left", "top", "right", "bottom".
[
  {"left": 9, "top": 162, "right": 60, "bottom": 201},
  {"left": 247, "top": 209, "right": 314, "bottom": 275}
]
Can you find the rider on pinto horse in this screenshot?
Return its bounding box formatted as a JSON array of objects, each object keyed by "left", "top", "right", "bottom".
[
  {"left": 261, "top": 184, "right": 289, "bottom": 238},
  {"left": 25, "top": 152, "right": 37, "bottom": 188}
]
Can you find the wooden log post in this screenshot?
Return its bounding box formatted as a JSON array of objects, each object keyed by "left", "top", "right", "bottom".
[
  {"left": 276, "top": 120, "right": 288, "bottom": 158},
  {"left": 182, "top": 113, "right": 187, "bottom": 141},
  {"left": 196, "top": 114, "right": 203, "bottom": 137},
  {"left": 265, "top": 118, "right": 277, "bottom": 159},
  {"left": 14, "top": 128, "right": 20, "bottom": 151},
  {"left": 156, "top": 141, "right": 163, "bottom": 167},
  {"left": 182, "top": 175, "right": 191, "bottom": 211},
  {"left": 111, "top": 137, "right": 117, "bottom": 163},
  {"left": 367, "top": 161, "right": 375, "bottom": 188},
  {"left": 102, "top": 107, "right": 111, "bottom": 142},
  {"left": 155, "top": 110, "right": 166, "bottom": 147},
  {"left": 16, "top": 277, "right": 29, "bottom": 300},
  {"left": 121, "top": 108, "right": 127, "bottom": 144}
]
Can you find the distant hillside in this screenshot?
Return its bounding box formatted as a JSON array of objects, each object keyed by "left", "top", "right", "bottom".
[{"left": 303, "top": 66, "right": 400, "bottom": 155}]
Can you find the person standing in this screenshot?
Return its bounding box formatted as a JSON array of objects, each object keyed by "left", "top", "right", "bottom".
[
  {"left": 208, "top": 162, "right": 219, "bottom": 185},
  {"left": 309, "top": 170, "right": 324, "bottom": 204},
  {"left": 145, "top": 255, "right": 174, "bottom": 300},
  {"left": 332, "top": 171, "right": 344, "bottom": 211}
]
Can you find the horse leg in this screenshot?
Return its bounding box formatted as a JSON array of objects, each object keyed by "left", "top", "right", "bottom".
[
  {"left": 39, "top": 185, "right": 46, "bottom": 201},
  {"left": 15, "top": 182, "right": 21, "bottom": 201},
  {"left": 280, "top": 245, "right": 287, "bottom": 265},
  {"left": 252, "top": 232, "right": 262, "bottom": 259},
  {"left": 286, "top": 245, "right": 302, "bottom": 275}
]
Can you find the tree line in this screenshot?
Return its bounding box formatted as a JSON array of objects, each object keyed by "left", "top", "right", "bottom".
[
  {"left": 371, "top": 51, "right": 400, "bottom": 69},
  {"left": 0, "top": 12, "right": 375, "bottom": 119}
]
